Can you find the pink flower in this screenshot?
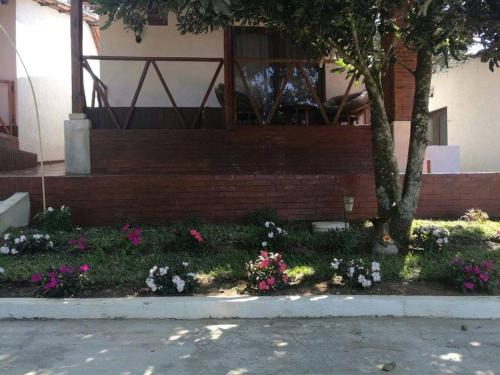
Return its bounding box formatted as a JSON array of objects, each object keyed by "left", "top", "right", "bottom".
[
  {"left": 260, "top": 250, "right": 268, "bottom": 258},
  {"left": 31, "top": 273, "right": 42, "bottom": 283},
  {"left": 127, "top": 228, "right": 142, "bottom": 246},
  {"left": 282, "top": 274, "right": 289, "bottom": 283},
  {"left": 79, "top": 264, "right": 89, "bottom": 272},
  {"left": 479, "top": 273, "right": 489, "bottom": 282},
  {"left": 266, "top": 276, "right": 275, "bottom": 286},
  {"left": 463, "top": 281, "right": 475, "bottom": 290},
  {"left": 121, "top": 224, "right": 130, "bottom": 233},
  {"left": 482, "top": 260, "right": 493, "bottom": 271},
  {"left": 258, "top": 259, "right": 270, "bottom": 269},
  {"left": 189, "top": 229, "right": 204, "bottom": 243},
  {"left": 43, "top": 276, "right": 58, "bottom": 290},
  {"left": 278, "top": 261, "right": 287, "bottom": 273},
  {"left": 472, "top": 266, "right": 481, "bottom": 275},
  {"left": 258, "top": 280, "right": 269, "bottom": 291},
  {"left": 464, "top": 265, "right": 474, "bottom": 273},
  {"left": 58, "top": 265, "right": 71, "bottom": 274}
]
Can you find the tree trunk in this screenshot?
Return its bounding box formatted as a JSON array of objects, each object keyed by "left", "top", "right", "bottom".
[
  {"left": 390, "top": 48, "right": 433, "bottom": 247},
  {"left": 363, "top": 75, "right": 402, "bottom": 218}
]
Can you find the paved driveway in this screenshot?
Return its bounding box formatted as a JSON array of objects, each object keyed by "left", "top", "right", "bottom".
[{"left": 0, "top": 317, "right": 499, "bottom": 374}]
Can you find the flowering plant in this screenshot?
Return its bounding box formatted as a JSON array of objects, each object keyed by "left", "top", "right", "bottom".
[
  {"left": 1, "top": 232, "right": 54, "bottom": 255},
  {"left": 331, "top": 258, "right": 381, "bottom": 288},
  {"left": 68, "top": 236, "right": 88, "bottom": 252},
  {"left": 460, "top": 208, "right": 489, "bottom": 222},
  {"left": 260, "top": 221, "right": 287, "bottom": 251},
  {"left": 121, "top": 224, "right": 142, "bottom": 246},
  {"left": 451, "top": 257, "right": 498, "bottom": 293},
  {"left": 412, "top": 225, "right": 450, "bottom": 252},
  {"left": 145, "top": 262, "right": 197, "bottom": 294},
  {"left": 31, "top": 264, "right": 90, "bottom": 297},
  {"left": 172, "top": 226, "right": 205, "bottom": 251},
  {"left": 246, "top": 251, "right": 289, "bottom": 292},
  {"left": 34, "top": 205, "right": 72, "bottom": 232}
]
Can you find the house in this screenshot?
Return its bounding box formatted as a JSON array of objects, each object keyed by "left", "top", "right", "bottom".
[
  {"left": 0, "top": 0, "right": 498, "bottom": 224},
  {"left": 0, "top": 0, "right": 98, "bottom": 170},
  {"left": 428, "top": 57, "right": 500, "bottom": 172}
]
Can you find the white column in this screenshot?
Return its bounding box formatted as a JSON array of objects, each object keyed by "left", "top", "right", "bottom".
[{"left": 64, "top": 113, "right": 91, "bottom": 174}]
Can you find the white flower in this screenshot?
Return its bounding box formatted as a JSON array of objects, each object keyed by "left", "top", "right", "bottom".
[
  {"left": 76, "top": 227, "right": 82, "bottom": 231},
  {"left": 265, "top": 221, "right": 271, "bottom": 228},
  {"left": 348, "top": 267, "right": 355, "bottom": 278},
  {"left": 3, "top": 233, "right": 10, "bottom": 240},
  {"left": 45, "top": 234, "right": 50, "bottom": 240},
  {"left": 0, "top": 266, "right": 4, "bottom": 274},
  {"left": 357, "top": 274, "right": 366, "bottom": 284},
  {"left": 371, "top": 262, "right": 380, "bottom": 272},
  {"left": 362, "top": 279, "right": 372, "bottom": 288},
  {"left": 149, "top": 266, "right": 158, "bottom": 276},
  {"left": 437, "top": 238, "right": 443, "bottom": 244},
  {"left": 61, "top": 205, "right": 66, "bottom": 210},
  {"left": 261, "top": 241, "right": 268, "bottom": 248},
  {"left": 10, "top": 249, "right": 17, "bottom": 255},
  {"left": 47, "top": 207, "right": 54, "bottom": 212},
  {"left": 444, "top": 238, "right": 449, "bottom": 244},
  {"left": 268, "top": 232, "right": 274, "bottom": 239},
  {"left": 146, "top": 276, "right": 157, "bottom": 292},
  {"left": 14, "top": 238, "right": 20, "bottom": 244},
  {"left": 330, "top": 258, "right": 341, "bottom": 270},
  {"left": 48, "top": 241, "right": 54, "bottom": 248},
  {"left": 277, "top": 227, "right": 282, "bottom": 234},
  {"left": 187, "top": 272, "right": 197, "bottom": 278},
  {"left": 32, "top": 234, "right": 41, "bottom": 240},
  {"left": 172, "top": 275, "right": 185, "bottom": 293},
  {"left": 372, "top": 272, "right": 381, "bottom": 282},
  {"left": 19, "top": 235, "right": 27, "bottom": 242},
  {"left": 0, "top": 246, "right": 9, "bottom": 255},
  {"left": 159, "top": 267, "right": 169, "bottom": 276},
  {"left": 182, "top": 262, "right": 189, "bottom": 267}
]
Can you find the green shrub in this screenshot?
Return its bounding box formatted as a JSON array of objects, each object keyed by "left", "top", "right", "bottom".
[
  {"left": 1, "top": 231, "right": 54, "bottom": 255},
  {"left": 34, "top": 206, "right": 72, "bottom": 232},
  {"left": 242, "top": 207, "right": 281, "bottom": 226},
  {"left": 412, "top": 225, "right": 450, "bottom": 252},
  {"left": 145, "top": 262, "right": 198, "bottom": 294}
]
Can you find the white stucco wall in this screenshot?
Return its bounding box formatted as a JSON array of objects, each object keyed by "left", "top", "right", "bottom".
[
  {"left": 0, "top": 1, "right": 17, "bottom": 126},
  {"left": 15, "top": 0, "right": 98, "bottom": 161},
  {"left": 324, "top": 63, "right": 365, "bottom": 99},
  {"left": 429, "top": 58, "right": 500, "bottom": 172},
  {"left": 99, "top": 14, "right": 224, "bottom": 108}
]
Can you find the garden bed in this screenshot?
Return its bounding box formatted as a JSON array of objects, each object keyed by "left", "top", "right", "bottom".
[{"left": 1, "top": 213, "right": 499, "bottom": 298}]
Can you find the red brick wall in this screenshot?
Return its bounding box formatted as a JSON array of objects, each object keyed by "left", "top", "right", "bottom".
[
  {"left": 90, "top": 127, "right": 374, "bottom": 175},
  {"left": 1, "top": 173, "right": 498, "bottom": 225}
]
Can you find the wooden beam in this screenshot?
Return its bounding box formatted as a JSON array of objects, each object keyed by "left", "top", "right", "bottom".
[
  {"left": 71, "top": 0, "right": 85, "bottom": 113},
  {"left": 223, "top": 26, "right": 235, "bottom": 129}
]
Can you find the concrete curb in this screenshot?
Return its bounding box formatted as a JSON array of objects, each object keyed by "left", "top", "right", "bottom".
[{"left": 1, "top": 295, "right": 499, "bottom": 320}]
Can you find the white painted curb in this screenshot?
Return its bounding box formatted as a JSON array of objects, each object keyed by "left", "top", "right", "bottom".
[{"left": 1, "top": 295, "right": 499, "bottom": 320}]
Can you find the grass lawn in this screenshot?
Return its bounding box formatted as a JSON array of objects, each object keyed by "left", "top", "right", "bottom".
[{"left": 1, "top": 219, "right": 499, "bottom": 296}]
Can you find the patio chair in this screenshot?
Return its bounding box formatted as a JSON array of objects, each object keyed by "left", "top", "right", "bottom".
[{"left": 215, "top": 84, "right": 263, "bottom": 124}]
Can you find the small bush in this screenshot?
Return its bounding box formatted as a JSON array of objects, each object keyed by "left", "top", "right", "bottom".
[
  {"left": 460, "top": 208, "right": 489, "bottom": 222},
  {"left": 34, "top": 206, "right": 72, "bottom": 232},
  {"left": 450, "top": 257, "right": 498, "bottom": 293},
  {"left": 242, "top": 207, "right": 281, "bottom": 226},
  {"left": 331, "top": 258, "right": 381, "bottom": 288},
  {"left": 1, "top": 232, "right": 54, "bottom": 255},
  {"left": 246, "top": 251, "right": 289, "bottom": 292},
  {"left": 325, "top": 229, "right": 361, "bottom": 254},
  {"left": 260, "top": 221, "right": 288, "bottom": 251},
  {"left": 68, "top": 236, "right": 88, "bottom": 252},
  {"left": 172, "top": 226, "right": 205, "bottom": 251},
  {"left": 412, "top": 225, "right": 450, "bottom": 252},
  {"left": 121, "top": 224, "right": 143, "bottom": 247},
  {"left": 31, "top": 264, "right": 90, "bottom": 297},
  {"left": 145, "top": 262, "right": 197, "bottom": 294}
]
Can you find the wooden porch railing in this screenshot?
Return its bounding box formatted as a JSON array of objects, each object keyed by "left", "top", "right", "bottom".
[
  {"left": 82, "top": 55, "right": 224, "bottom": 129},
  {"left": 0, "top": 80, "right": 17, "bottom": 137}
]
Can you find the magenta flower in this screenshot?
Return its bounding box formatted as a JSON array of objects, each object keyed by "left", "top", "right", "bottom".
[
  {"left": 31, "top": 273, "right": 42, "bottom": 283},
  {"left": 463, "top": 281, "right": 475, "bottom": 290},
  {"left": 464, "top": 265, "right": 474, "bottom": 273},
  {"left": 58, "top": 265, "right": 71, "bottom": 274},
  {"left": 43, "top": 276, "right": 58, "bottom": 290},
  {"left": 479, "top": 273, "right": 489, "bottom": 282},
  {"left": 266, "top": 276, "right": 276, "bottom": 286},
  {"left": 472, "top": 266, "right": 481, "bottom": 275},
  {"left": 258, "top": 280, "right": 269, "bottom": 291},
  {"left": 282, "top": 274, "right": 289, "bottom": 283},
  {"left": 121, "top": 224, "right": 130, "bottom": 233},
  {"left": 482, "top": 260, "right": 493, "bottom": 271},
  {"left": 278, "top": 261, "right": 287, "bottom": 273},
  {"left": 79, "top": 264, "right": 89, "bottom": 272},
  {"left": 127, "top": 228, "right": 142, "bottom": 246}
]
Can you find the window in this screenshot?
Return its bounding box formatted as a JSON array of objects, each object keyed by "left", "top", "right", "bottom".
[
  {"left": 428, "top": 107, "right": 447, "bottom": 145},
  {"left": 234, "top": 27, "right": 323, "bottom": 117}
]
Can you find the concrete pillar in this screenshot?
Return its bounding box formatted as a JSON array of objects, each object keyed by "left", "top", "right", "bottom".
[{"left": 64, "top": 113, "right": 91, "bottom": 174}]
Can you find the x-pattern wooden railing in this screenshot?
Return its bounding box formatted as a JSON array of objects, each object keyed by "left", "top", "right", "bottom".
[
  {"left": 235, "top": 57, "right": 357, "bottom": 126},
  {"left": 0, "top": 80, "right": 17, "bottom": 137},
  {"left": 82, "top": 56, "right": 224, "bottom": 129}
]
